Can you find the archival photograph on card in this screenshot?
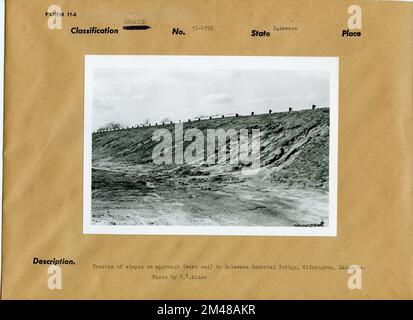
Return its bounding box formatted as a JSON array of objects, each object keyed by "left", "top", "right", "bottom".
[{"left": 83, "top": 56, "right": 338, "bottom": 236}]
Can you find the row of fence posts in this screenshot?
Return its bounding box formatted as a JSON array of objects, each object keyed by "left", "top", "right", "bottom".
[{"left": 93, "top": 105, "right": 318, "bottom": 133}]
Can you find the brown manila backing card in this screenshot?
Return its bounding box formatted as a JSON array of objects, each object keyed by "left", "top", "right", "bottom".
[{"left": 1, "top": 0, "right": 412, "bottom": 299}]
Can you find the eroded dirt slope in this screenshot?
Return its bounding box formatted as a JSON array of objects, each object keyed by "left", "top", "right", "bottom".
[{"left": 91, "top": 108, "right": 329, "bottom": 226}]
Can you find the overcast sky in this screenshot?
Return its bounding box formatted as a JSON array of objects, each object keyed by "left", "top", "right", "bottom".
[{"left": 92, "top": 68, "right": 330, "bottom": 130}]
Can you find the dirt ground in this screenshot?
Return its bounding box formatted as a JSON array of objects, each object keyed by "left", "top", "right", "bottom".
[
  {"left": 91, "top": 109, "right": 330, "bottom": 227},
  {"left": 91, "top": 161, "right": 328, "bottom": 226}
]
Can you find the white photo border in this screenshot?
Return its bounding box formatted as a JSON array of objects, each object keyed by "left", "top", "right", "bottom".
[{"left": 83, "top": 55, "right": 339, "bottom": 236}]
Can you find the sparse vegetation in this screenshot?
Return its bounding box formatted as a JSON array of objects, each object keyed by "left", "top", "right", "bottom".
[{"left": 98, "top": 122, "right": 123, "bottom": 130}]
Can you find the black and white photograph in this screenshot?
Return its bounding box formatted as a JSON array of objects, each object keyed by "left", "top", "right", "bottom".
[{"left": 83, "top": 56, "right": 338, "bottom": 236}]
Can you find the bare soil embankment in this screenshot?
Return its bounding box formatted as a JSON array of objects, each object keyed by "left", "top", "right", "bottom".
[{"left": 91, "top": 108, "right": 329, "bottom": 226}]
